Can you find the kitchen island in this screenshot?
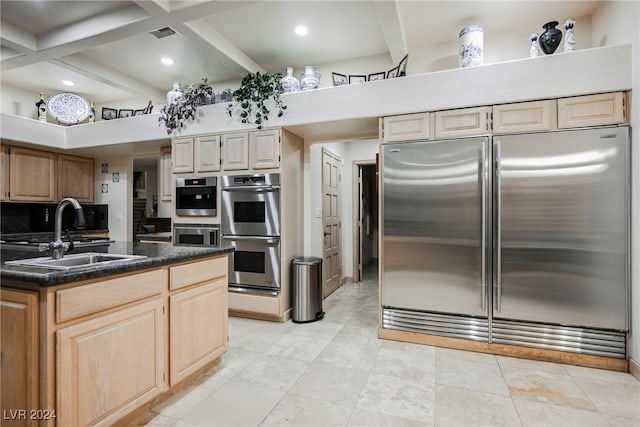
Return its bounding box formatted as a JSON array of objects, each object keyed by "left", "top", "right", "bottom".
[{"left": 1, "top": 242, "right": 233, "bottom": 427}]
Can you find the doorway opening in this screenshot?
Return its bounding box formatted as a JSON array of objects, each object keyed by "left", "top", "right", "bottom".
[
  {"left": 132, "top": 156, "right": 160, "bottom": 240},
  {"left": 353, "top": 161, "right": 378, "bottom": 283}
]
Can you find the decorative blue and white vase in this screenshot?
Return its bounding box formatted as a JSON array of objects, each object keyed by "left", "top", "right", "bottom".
[
  {"left": 88, "top": 102, "right": 95, "bottom": 122},
  {"left": 563, "top": 18, "right": 576, "bottom": 52},
  {"left": 280, "top": 66, "right": 300, "bottom": 93},
  {"left": 458, "top": 25, "right": 484, "bottom": 68},
  {"left": 35, "top": 92, "right": 47, "bottom": 122},
  {"left": 299, "top": 65, "right": 320, "bottom": 91},
  {"left": 166, "top": 82, "right": 184, "bottom": 106},
  {"left": 530, "top": 33, "right": 540, "bottom": 58}
]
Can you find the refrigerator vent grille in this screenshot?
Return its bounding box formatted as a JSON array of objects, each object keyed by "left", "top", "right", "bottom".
[
  {"left": 491, "top": 320, "right": 626, "bottom": 359},
  {"left": 382, "top": 308, "right": 489, "bottom": 342}
]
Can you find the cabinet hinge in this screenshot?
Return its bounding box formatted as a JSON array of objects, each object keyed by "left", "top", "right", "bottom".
[
  {"left": 163, "top": 372, "right": 166, "bottom": 381},
  {"left": 162, "top": 306, "right": 165, "bottom": 315}
]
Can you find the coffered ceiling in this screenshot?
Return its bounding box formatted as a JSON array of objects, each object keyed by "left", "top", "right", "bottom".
[{"left": 1, "top": 1, "right": 602, "bottom": 105}]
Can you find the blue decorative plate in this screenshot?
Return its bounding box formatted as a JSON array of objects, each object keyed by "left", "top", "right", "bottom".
[{"left": 47, "top": 92, "right": 90, "bottom": 124}]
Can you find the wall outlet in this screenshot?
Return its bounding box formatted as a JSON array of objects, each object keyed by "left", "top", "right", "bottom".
[
  {"left": 315, "top": 208, "right": 322, "bottom": 218},
  {"left": 115, "top": 211, "right": 124, "bottom": 221}
]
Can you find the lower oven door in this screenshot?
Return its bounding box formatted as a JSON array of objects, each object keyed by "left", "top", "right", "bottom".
[{"left": 223, "top": 235, "right": 280, "bottom": 293}]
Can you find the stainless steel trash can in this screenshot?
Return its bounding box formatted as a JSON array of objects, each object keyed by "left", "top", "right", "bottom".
[{"left": 291, "top": 256, "right": 324, "bottom": 323}]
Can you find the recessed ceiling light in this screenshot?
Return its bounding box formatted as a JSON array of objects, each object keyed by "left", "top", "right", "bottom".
[
  {"left": 161, "top": 57, "right": 174, "bottom": 65},
  {"left": 62, "top": 80, "right": 74, "bottom": 86},
  {"left": 295, "top": 25, "right": 308, "bottom": 36}
]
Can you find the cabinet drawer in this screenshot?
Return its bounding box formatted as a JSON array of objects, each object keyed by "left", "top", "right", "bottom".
[
  {"left": 493, "top": 100, "right": 557, "bottom": 134},
  {"left": 558, "top": 92, "right": 627, "bottom": 129},
  {"left": 170, "top": 256, "right": 227, "bottom": 290},
  {"left": 56, "top": 269, "right": 166, "bottom": 323},
  {"left": 228, "top": 291, "right": 279, "bottom": 315},
  {"left": 383, "top": 113, "right": 431, "bottom": 141},
  {"left": 435, "top": 106, "right": 492, "bottom": 138}
]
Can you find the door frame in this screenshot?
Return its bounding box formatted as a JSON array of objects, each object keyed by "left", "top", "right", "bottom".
[{"left": 352, "top": 159, "right": 376, "bottom": 282}]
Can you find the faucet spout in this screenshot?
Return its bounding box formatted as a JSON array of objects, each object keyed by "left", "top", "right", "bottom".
[{"left": 50, "top": 197, "right": 87, "bottom": 259}]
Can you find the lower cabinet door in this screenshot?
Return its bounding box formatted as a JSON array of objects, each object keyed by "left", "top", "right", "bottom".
[
  {"left": 170, "top": 278, "right": 228, "bottom": 385},
  {"left": 57, "top": 299, "right": 165, "bottom": 427}
]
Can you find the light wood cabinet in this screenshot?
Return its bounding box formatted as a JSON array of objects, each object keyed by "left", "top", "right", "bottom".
[
  {"left": 383, "top": 113, "right": 431, "bottom": 142},
  {"left": 170, "top": 278, "right": 228, "bottom": 385},
  {"left": 9, "top": 146, "right": 56, "bottom": 201},
  {"left": 250, "top": 129, "right": 280, "bottom": 169},
  {"left": 0, "top": 289, "right": 39, "bottom": 427},
  {"left": 2, "top": 253, "right": 230, "bottom": 427},
  {"left": 221, "top": 132, "right": 249, "bottom": 170},
  {"left": 172, "top": 135, "right": 222, "bottom": 174},
  {"left": 195, "top": 135, "right": 221, "bottom": 172},
  {"left": 1, "top": 145, "right": 9, "bottom": 201},
  {"left": 171, "top": 138, "right": 194, "bottom": 173},
  {"left": 558, "top": 92, "right": 627, "bottom": 129},
  {"left": 57, "top": 153, "right": 94, "bottom": 202},
  {"left": 434, "top": 106, "right": 492, "bottom": 138},
  {"left": 56, "top": 298, "right": 165, "bottom": 427},
  {"left": 493, "top": 100, "right": 558, "bottom": 134},
  {"left": 160, "top": 147, "right": 172, "bottom": 201}
]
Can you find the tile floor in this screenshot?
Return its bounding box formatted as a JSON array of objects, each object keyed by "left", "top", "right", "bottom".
[{"left": 140, "top": 268, "right": 640, "bottom": 427}]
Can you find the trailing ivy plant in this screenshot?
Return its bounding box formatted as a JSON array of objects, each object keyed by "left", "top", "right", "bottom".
[
  {"left": 159, "top": 78, "right": 213, "bottom": 134},
  {"left": 226, "top": 72, "right": 286, "bottom": 129}
]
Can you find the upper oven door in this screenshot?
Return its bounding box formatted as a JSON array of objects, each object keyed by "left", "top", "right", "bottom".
[{"left": 221, "top": 186, "right": 280, "bottom": 236}]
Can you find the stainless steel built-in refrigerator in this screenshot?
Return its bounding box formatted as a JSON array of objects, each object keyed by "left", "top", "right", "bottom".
[{"left": 381, "top": 126, "right": 630, "bottom": 358}]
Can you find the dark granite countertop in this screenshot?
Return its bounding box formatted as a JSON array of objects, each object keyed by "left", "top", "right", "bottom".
[{"left": 1, "top": 241, "right": 234, "bottom": 287}]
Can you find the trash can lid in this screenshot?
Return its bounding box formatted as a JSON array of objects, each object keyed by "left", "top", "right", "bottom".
[{"left": 293, "top": 256, "right": 322, "bottom": 265}]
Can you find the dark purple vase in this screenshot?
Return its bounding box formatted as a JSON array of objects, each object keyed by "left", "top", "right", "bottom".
[{"left": 539, "top": 21, "right": 562, "bottom": 54}]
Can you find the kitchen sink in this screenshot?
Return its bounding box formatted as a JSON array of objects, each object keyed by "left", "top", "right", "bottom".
[{"left": 6, "top": 253, "right": 147, "bottom": 270}]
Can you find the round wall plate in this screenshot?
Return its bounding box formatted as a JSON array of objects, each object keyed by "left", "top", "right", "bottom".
[{"left": 47, "top": 92, "right": 90, "bottom": 124}]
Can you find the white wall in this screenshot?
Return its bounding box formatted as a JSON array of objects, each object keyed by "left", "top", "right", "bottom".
[
  {"left": 93, "top": 157, "right": 129, "bottom": 242},
  {"left": 591, "top": 0, "right": 640, "bottom": 367},
  {"left": 304, "top": 138, "right": 379, "bottom": 281}
]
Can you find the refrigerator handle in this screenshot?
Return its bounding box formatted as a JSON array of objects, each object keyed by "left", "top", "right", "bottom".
[
  {"left": 495, "top": 141, "right": 502, "bottom": 313},
  {"left": 480, "top": 141, "right": 487, "bottom": 311}
]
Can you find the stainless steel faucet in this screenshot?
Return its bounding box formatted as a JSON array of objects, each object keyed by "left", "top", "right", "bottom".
[{"left": 50, "top": 197, "right": 87, "bottom": 259}]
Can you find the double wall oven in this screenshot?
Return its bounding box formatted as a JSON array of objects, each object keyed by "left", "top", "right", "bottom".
[{"left": 222, "top": 173, "right": 281, "bottom": 294}]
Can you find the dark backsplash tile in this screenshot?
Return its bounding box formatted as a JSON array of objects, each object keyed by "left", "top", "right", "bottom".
[{"left": 1, "top": 202, "right": 108, "bottom": 234}]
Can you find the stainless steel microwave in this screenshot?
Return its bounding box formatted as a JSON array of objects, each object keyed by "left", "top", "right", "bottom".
[
  {"left": 175, "top": 176, "right": 217, "bottom": 216},
  {"left": 173, "top": 223, "right": 220, "bottom": 247}
]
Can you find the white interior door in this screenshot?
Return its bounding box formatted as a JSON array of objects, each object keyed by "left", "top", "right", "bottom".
[{"left": 322, "top": 148, "right": 342, "bottom": 297}]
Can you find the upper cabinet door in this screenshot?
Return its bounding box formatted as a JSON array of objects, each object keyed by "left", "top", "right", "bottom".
[
  {"left": 195, "top": 135, "right": 221, "bottom": 172},
  {"left": 493, "top": 100, "right": 557, "bottom": 134},
  {"left": 558, "top": 92, "right": 627, "bottom": 129},
  {"left": 221, "top": 132, "right": 249, "bottom": 170},
  {"left": 172, "top": 138, "right": 194, "bottom": 173},
  {"left": 250, "top": 129, "right": 280, "bottom": 169},
  {"left": 435, "top": 106, "right": 492, "bottom": 138},
  {"left": 9, "top": 147, "right": 56, "bottom": 202},
  {"left": 383, "top": 113, "right": 431, "bottom": 142},
  {"left": 57, "top": 154, "right": 95, "bottom": 202},
  {"left": 0, "top": 145, "right": 9, "bottom": 201}
]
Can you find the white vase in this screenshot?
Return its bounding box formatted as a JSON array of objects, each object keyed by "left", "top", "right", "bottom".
[
  {"left": 458, "top": 25, "right": 484, "bottom": 68},
  {"left": 299, "top": 66, "right": 320, "bottom": 91},
  {"left": 166, "top": 82, "right": 184, "bottom": 106},
  {"left": 280, "top": 66, "right": 300, "bottom": 93}
]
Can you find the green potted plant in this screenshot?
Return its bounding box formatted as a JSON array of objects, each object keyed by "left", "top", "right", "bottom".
[
  {"left": 159, "top": 79, "right": 213, "bottom": 134},
  {"left": 226, "top": 72, "right": 286, "bottom": 129}
]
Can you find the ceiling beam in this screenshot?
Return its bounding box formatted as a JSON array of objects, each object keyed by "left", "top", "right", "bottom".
[
  {"left": 375, "top": 0, "right": 407, "bottom": 63},
  {"left": 179, "top": 19, "right": 265, "bottom": 76}
]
